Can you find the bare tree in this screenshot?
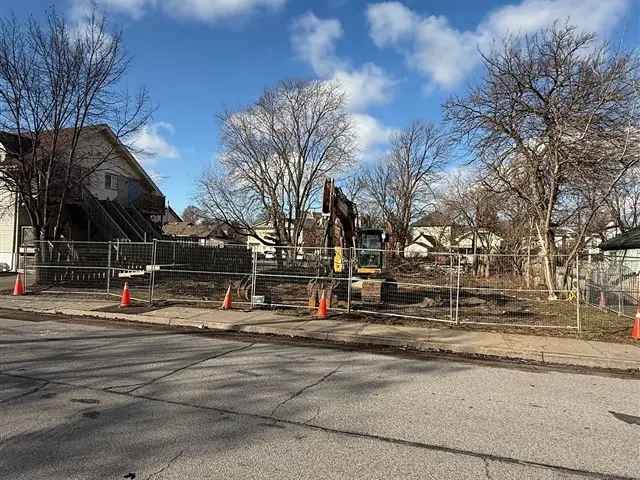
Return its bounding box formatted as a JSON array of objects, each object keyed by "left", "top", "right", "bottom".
[
  {"left": 198, "top": 79, "right": 355, "bottom": 250},
  {"left": 440, "top": 171, "right": 501, "bottom": 276},
  {"left": 444, "top": 24, "right": 640, "bottom": 299},
  {"left": 182, "top": 205, "right": 204, "bottom": 224},
  {"left": 0, "top": 8, "right": 150, "bottom": 240},
  {"left": 364, "top": 121, "right": 448, "bottom": 253},
  {"left": 605, "top": 167, "right": 640, "bottom": 233}
]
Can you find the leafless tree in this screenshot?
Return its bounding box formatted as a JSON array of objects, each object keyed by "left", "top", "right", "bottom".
[
  {"left": 0, "top": 8, "right": 150, "bottom": 240},
  {"left": 444, "top": 24, "right": 640, "bottom": 299},
  {"left": 605, "top": 167, "right": 640, "bottom": 233},
  {"left": 363, "top": 121, "right": 449, "bottom": 253},
  {"left": 198, "top": 79, "right": 355, "bottom": 250},
  {"left": 181, "top": 205, "right": 204, "bottom": 224},
  {"left": 440, "top": 171, "right": 501, "bottom": 276}
]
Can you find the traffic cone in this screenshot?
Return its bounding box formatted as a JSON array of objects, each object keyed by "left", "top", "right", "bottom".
[
  {"left": 317, "top": 290, "right": 328, "bottom": 319},
  {"left": 222, "top": 285, "right": 233, "bottom": 310},
  {"left": 599, "top": 290, "right": 607, "bottom": 309},
  {"left": 12, "top": 274, "right": 24, "bottom": 296},
  {"left": 631, "top": 306, "right": 640, "bottom": 340},
  {"left": 120, "top": 282, "right": 131, "bottom": 308}
]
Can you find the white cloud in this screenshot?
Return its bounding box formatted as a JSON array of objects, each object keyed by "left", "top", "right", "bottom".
[
  {"left": 367, "top": 2, "right": 417, "bottom": 47},
  {"left": 352, "top": 113, "right": 396, "bottom": 159},
  {"left": 291, "top": 12, "right": 345, "bottom": 76},
  {"left": 367, "top": 0, "right": 629, "bottom": 89},
  {"left": 290, "top": 12, "right": 397, "bottom": 161},
  {"left": 330, "top": 63, "right": 394, "bottom": 111},
  {"left": 291, "top": 12, "right": 394, "bottom": 112},
  {"left": 131, "top": 122, "right": 180, "bottom": 166},
  {"left": 70, "top": 0, "right": 285, "bottom": 23},
  {"left": 162, "top": 0, "right": 285, "bottom": 22}
]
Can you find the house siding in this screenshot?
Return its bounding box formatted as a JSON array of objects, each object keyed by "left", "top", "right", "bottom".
[{"left": 0, "top": 188, "right": 17, "bottom": 270}]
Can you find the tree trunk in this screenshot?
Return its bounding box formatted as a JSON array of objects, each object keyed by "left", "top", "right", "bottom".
[{"left": 539, "top": 229, "right": 558, "bottom": 300}]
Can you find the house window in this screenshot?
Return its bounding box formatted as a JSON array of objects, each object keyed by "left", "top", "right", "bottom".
[{"left": 105, "top": 174, "right": 119, "bottom": 190}]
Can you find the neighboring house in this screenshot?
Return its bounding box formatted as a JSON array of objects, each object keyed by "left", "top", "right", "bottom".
[
  {"left": 598, "top": 226, "right": 640, "bottom": 271},
  {"left": 163, "top": 221, "right": 245, "bottom": 246},
  {"left": 246, "top": 213, "right": 323, "bottom": 255},
  {"left": 0, "top": 124, "right": 173, "bottom": 271},
  {"left": 406, "top": 212, "right": 503, "bottom": 256}
]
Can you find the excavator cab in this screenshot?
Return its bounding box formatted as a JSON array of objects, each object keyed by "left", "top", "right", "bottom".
[{"left": 356, "top": 229, "right": 385, "bottom": 275}]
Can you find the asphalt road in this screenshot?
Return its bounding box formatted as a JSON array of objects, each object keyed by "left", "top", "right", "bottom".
[{"left": 0, "top": 314, "right": 638, "bottom": 479}]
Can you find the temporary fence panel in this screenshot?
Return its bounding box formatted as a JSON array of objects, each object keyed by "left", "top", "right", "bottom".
[
  {"left": 149, "top": 240, "right": 253, "bottom": 304},
  {"left": 19, "top": 239, "right": 640, "bottom": 333},
  {"left": 350, "top": 249, "right": 457, "bottom": 324},
  {"left": 577, "top": 253, "right": 640, "bottom": 332},
  {"left": 253, "top": 246, "right": 351, "bottom": 311},
  {"left": 456, "top": 253, "right": 577, "bottom": 329},
  {"left": 28, "top": 241, "right": 112, "bottom": 295},
  {"left": 109, "top": 241, "right": 154, "bottom": 301}
]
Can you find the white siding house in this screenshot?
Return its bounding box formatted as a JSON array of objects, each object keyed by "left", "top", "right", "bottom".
[{"left": 0, "top": 125, "right": 173, "bottom": 271}]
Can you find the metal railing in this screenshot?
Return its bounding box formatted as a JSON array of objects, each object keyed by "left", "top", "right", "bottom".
[{"left": 17, "top": 240, "right": 640, "bottom": 333}]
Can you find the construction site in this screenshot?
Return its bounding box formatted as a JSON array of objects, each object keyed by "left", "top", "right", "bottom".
[{"left": 2, "top": 235, "right": 632, "bottom": 341}]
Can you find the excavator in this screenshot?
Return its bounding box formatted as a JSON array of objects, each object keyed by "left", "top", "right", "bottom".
[{"left": 315, "top": 178, "right": 393, "bottom": 303}]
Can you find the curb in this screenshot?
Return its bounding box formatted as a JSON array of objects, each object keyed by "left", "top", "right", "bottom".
[{"left": 6, "top": 306, "right": 640, "bottom": 373}]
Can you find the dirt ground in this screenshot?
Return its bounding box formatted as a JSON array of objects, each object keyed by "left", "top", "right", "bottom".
[{"left": 9, "top": 271, "right": 637, "bottom": 345}]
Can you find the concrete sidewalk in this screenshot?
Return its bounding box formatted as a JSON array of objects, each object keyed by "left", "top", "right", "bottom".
[{"left": 2, "top": 294, "right": 639, "bottom": 372}]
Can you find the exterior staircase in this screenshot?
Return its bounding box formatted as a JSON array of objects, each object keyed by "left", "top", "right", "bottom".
[{"left": 80, "top": 188, "right": 165, "bottom": 242}]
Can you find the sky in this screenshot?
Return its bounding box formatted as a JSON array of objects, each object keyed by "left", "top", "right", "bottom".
[{"left": 7, "top": 0, "right": 640, "bottom": 214}]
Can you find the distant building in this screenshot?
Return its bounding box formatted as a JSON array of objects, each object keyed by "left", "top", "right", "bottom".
[
  {"left": 406, "top": 212, "right": 503, "bottom": 256},
  {"left": 246, "top": 213, "right": 323, "bottom": 255},
  {"left": 163, "top": 221, "right": 245, "bottom": 246}
]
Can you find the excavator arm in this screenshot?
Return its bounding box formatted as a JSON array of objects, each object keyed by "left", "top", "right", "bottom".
[{"left": 321, "top": 178, "right": 359, "bottom": 251}]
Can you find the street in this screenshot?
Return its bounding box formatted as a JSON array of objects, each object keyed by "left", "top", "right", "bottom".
[{"left": 0, "top": 314, "right": 638, "bottom": 480}]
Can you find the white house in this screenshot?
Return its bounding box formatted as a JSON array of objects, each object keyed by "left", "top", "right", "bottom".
[
  {"left": 406, "top": 212, "right": 503, "bottom": 257},
  {"left": 0, "top": 124, "right": 175, "bottom": 271}
]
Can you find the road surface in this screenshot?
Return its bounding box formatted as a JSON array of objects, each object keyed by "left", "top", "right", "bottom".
[{"left": 0, "top": 313, "right": 638, "bottom": 479}]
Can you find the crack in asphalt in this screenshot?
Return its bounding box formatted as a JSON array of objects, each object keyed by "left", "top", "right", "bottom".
[
  {"left": 483, "top": 458, "right": 494, "bottom": 480},
  {"left": 270, "top": 363, "right": 342, "bottom": 417},
  {"left": 126, "top": 343, "right": 255, "bottom": 393},
  {"left": 0, "top": 370, "right": 634, "bottom": 480},
  {"left": 0, "top": 380, "right": 49, "bottom": 404},
  {"left": 145, "top": 450, "right": 184, "bottom": 480}
]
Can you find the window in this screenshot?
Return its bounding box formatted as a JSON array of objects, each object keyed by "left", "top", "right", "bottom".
[{"left": 105, "top": 174, "right": 119, "bottom": 190}]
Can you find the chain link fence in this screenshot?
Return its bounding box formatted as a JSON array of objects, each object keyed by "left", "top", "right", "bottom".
[{"left": 12, "top": 240, "right": 640, "bottom": 332}]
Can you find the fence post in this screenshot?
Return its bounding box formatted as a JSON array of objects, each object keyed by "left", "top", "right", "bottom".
[
  {"left": 106, "top": 241, "right": 112, "bottom": 295},
  {"left": 347, "top": 247, "right": 354, "bottom": 313},
  {"left": 576, "top": 256, "right": 581, "bottom": 332},
  {"left": 250, "top": 248, "right": 257, "bottom": 310},
  {"left": 617, "top": 259, "right": 623, "bottom": 316},
  {"left": 449, "top": 251, "right": 454, "bottom": 321},
  {"left": 21, "top": 241, "right": 27, "bottom": 292},
  {"left": 455, "top": 253, "right": 462, "bottom": 325},
  {"left": 148, "top": 239, "right": 158, "bottom": 304}
]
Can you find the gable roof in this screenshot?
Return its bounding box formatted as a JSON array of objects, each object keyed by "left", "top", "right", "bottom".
[
  {"left": 0, "top": 124, "right": 163, "bottom": 197},
  {"left": 163, "top": 222, "right": 218, "bottom": 238}
]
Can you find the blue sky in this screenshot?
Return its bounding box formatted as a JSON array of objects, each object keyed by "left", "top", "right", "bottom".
[{"left": 8, "top": 0, "right": 640, "bottom": 214}]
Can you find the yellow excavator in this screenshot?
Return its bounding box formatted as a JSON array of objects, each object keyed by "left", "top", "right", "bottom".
[{"left": 318, "top": 178, "right": 392, "bottom": 303}]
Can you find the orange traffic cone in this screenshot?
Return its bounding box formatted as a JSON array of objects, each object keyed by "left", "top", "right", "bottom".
[
  {"left": 222, "top": 285, "right": 233, "bottom": 310},
  {"left": 631, "top": 306, "right": 640, "bottom": 341},
  {"left": 599, "top": 290, "right": 607, "bottom": 309},
  {"left": 12, "top": 274, "right": 24, "bottom": 296},
  {"left": 120, "top": 282, "right": 131, "bottom": 307},
  {"left": 317, "top": 290, "right": 328, "bottom": 319}
]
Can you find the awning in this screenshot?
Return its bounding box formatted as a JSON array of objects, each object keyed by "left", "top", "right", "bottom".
[{"left": 599, "top": 227, "right": 640, "bottom": 251}]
